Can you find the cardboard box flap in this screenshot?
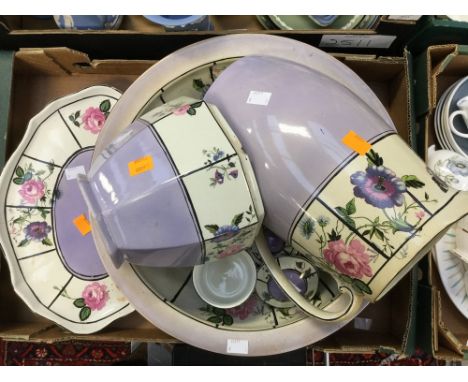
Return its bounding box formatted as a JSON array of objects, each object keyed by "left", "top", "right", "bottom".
[
  {"left": 15, "top": 47, "right": 156, "bottom": 76},
  {"left": 436, "top": 290, "right": 465, "bottom": 356}
]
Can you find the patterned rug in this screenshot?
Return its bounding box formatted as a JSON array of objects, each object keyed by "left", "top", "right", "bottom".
[
  {"left": 0, "top": 339, "right": 444, "bottom": 366},
  {"left": 0, "top": 339, "right": 131, "bottom": 366}
]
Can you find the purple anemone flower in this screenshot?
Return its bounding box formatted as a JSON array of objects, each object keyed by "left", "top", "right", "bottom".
[
  {"left": 214, "top": 225, "right": 240, "bottom": 242},
  {"left": 24, "top": 221, "right": 52, "bottom": 241},
  {"left": 350, "top": 165, "right": 406, "bottom": 209},
  {"left": 214, "top": 170, "right": 224, "bottom": 184},
  {"left": 229, "top": 169, "right": 239, "bottom": 179}
]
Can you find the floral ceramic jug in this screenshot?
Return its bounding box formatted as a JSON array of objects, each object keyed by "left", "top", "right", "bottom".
[{"left": 205, "top": 55, "right": 468, "bottom": 321}]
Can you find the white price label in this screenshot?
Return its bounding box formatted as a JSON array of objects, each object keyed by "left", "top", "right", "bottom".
[
  {"left": 387, "top": 15, "right": 422, "bottom": 21},
  {"left": 354, "top": 317, "right": 373, "bottom": 330},
  {"left": 320, "top": 34, "right": 397, "bottom": 49},
  {"left": 65, "top": 165, "right": 86, "bottom": 180},
  {"left": 227, "top": 339, "right": 249, "bottom": 355},
  {"left": 246, "top": 91, "right": 272, "bottom": 106}
]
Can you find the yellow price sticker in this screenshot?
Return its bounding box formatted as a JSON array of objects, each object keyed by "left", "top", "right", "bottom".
[
  {"left": 73, "top": 214, "right": 91, "bottom": 236},
  {"left": 128, "top": 155, "right": 154, "bottom": 176},
  {"left": 342, "top": 130, "right": 372, "bottom": 155}
]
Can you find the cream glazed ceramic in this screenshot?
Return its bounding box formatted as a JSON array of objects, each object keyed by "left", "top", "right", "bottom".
[
  {"left": 0, "top": 86, "right": 134, "bottom": 334},
  {"left": 204, "top": 54, "right": 468, "bottom": 321},
  {"left": 79, "top": 96, "right": 264, "bottom": 268},
  {"left": 86, "top": 35, "right": 374, "bottom": 355}
]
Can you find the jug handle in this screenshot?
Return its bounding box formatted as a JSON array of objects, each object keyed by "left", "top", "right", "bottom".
[{"left": 255, "top": 231, "right": 363, "bottom": 322}]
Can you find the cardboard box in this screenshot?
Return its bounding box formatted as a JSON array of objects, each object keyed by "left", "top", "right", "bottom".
[
  {"left": 413, "top": 44, "right": 468, "bottom": 360},
  {"left": 0, "top": 16, "right": 419, "bottom": 58},
  {"left": 0, "top": 46, "right": 417, "bottom": 355}
]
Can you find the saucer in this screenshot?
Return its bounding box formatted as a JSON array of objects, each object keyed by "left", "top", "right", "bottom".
[
  {"left": 193, "top": 250, "right": 256, "bottom": 309},
  {"left": 434, "top": 225, "right": 468, "bottom": 319},
  {"left": 256, "top": 256, "right": 319, "bottom": 309},
  {"left": 0, "top": 86, "right": 134, "bottom": 334}
]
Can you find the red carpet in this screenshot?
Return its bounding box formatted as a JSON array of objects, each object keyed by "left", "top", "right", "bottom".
[
  {"left": 0, "top": 338, "right": 443, "bottom": 366},
  {"left": 0, "top": 339, "right": 130, "bottom": 366}
]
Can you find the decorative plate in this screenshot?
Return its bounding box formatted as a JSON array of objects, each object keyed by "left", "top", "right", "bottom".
[
  {"left": 89, "top": 35, "right": 372, "bottom": 355},
  {"left": 434, "top": 225, "right": 468, "bottom": 319},
  {"left": 269, "top": 15, "right": 364, "bottom": 30},
  {"left": 0, "top": 86, "right": 134, "bottom": 334},
  {"left": 256, "top": 256, "right": 319, "bottom": 309}
]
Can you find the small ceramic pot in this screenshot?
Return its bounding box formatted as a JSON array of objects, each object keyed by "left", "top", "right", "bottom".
[
  {"left": 78, "top": 97, "right": 264, "bottom": 268},
  {"left": 143, "top": 15, "right": 212, "bottom": 31},
  {"left": 205, "top": 55, "right": 468, "bottom": 322},
  {"left": 53, "top": 15, "right": 122, "bottom": 30},
  {"left": 427, "top": 145, "right": 468, "bottom": 191}
]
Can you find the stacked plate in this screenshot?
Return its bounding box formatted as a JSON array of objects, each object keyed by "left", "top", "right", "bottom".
[
  {"left": 257, "top": 15, "right": 380, "bottom": 30},
  {"left": 433, "top": 218, "right": 468, "bottom": 320},
  {"left": 434, "top": 76, "right": 468, "bottom": 157}
]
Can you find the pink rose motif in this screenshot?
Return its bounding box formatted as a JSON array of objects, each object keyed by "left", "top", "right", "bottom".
[
  {"left": 19, "top": 179, "right": 45, "bottom": 204},
  {"left": 82, "top": 107, "right": 106, "bottom": 134},
  {"left": 415, "top": 210, "right": 425, "bottom": 220},
  {"left": 226, "top": 295, "right": 257, "bottom": 320},
  {"left": 218, "top": 244, "right": 243, "bottom": 259},
  {"left": 172, "top": 104, "right": 190, "bottom": 116},
  {"left": 82, "top": 282, "right": 109, "bottom": 311},
  {"left": 324, "top": 239, "right": 373, "bottom": 279}
]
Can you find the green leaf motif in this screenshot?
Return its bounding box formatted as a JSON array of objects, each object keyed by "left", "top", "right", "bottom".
[
  {"left": 73, "top": 121, "right": 80, "bottom": 127},
  {"left": 231, "top": 213, "right": 244, "bottom": 226},
  {"left": 68, "top": 115, "right": 75, "bottom": 122},
  {"left": 352, "top": 279, "right": 372, "bottom": 295},
  {"left": 79, "top": 306, "right": 91, "bottom": 321},
  {"left": 42, "top": 237, "right": 53, "bottom": 246},
  {"left": 99, "top": 99, "right": 111, "bottom": 113},
  {"left": 23, "top": 172, "right": 33, "bottom": 181},
  {"left": 362, "top": 229, "right": 371, "bottom": 236},
  {"left": 366, "top": 149, "right": 384, "bottom": 167},
  {"left": 401, "top": 175, "right": 425, "bottom": 189},
  {"left": 207, "top": 316, "right": 222, "bottom": 324},
  {"left": 15, "top": 166, "right": 24, "bottom": 177},
  {"left": 204, "top": 224, "right": 219, "bottom": 234},
  {"left": 335, "top": 208, "right": 356, "bottom": 229},
  {"left": 75, "top": 110, "right": 81, "bottom": 119},
  {"left": 424, "top": 192, "right": 429, "bottom": 201},
  {"left": 13, "top": 177, "right": 25, "bottom": 185},
  {"left": 328, "top": 228, "right": 341, "bottom": 242},
  {"left": 12, "top": 217, "right": 26, "bottom": 225},
  {"left": 192, "top": 79, "right": 205, "bottom": 90},
  {"left": 340, "top": 274, "right": 353, "bottom": 285},
  {"left": 73, "top": 298, "right": 85, "bottom": 308},
  {"left": 191, "top": 101, "right": 203, "bottom": 109},
  {"left": 374, "top": 229, "right": 384, "bottom": 241},
  {"left": 18, "top": 239, "right": 30, "bottom": 247},
  {"left": 212, "top": 307, "right": 225, "bottom": 316},
  {"left": 345, "top": 198, "right": 356, "bottom": 215},
  {"left": 222, "top": 315, "right": 233, "bottom": 326},
  {"left": 187, "top": 107, "right": 196, "bottom": 116}
]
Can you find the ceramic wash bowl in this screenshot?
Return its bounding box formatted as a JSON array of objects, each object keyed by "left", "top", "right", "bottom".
[
  {"left": 84, "top": 34, "right": 391, "bottom": 355},
  {"left": 0, "top": 86, "right": 134, "bottom": 334}
]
